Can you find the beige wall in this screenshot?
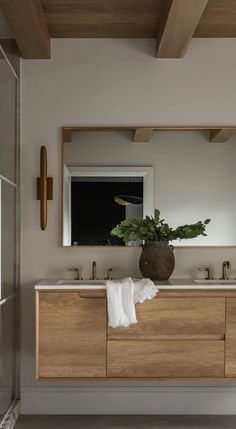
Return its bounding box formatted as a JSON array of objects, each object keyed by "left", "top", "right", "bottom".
[{"left": 21, "top": 39, "right": 236, "bottom": 411}]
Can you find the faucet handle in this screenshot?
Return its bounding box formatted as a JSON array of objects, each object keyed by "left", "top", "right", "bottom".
[
  {"left": 105, "top": 268, "right": 120, "bottom": 280},
  {"left": 220, "top": 260, "right": 231, "bottom": 280},
  {"left": 68, "top": 268, "right": 80, "bottom": 280},
  {"left": 198, "top": 267, "right": 212, "bottom": 280}
]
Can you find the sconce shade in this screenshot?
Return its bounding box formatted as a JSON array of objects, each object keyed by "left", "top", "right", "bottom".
[
  {"left": 37, "top": 146, "right": 53, "bottom": 230},
  {"left": 40, "top": 146, "right": 47, "bottom": 230}
]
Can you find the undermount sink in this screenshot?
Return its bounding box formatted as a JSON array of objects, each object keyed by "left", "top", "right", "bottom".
[
  {"left": 57, "top": 279, "right": 106, "bottom": 286},
  {"left": 194, "top": 279, "right": 236, "bottom": 285}
]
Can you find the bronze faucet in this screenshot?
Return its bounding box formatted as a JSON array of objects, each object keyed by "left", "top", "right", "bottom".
[
  {"left": 198, "top": 267, "right": 212, "bottom": 280},
  {"left": 221, "top": 260, "right": 231, "bottom": 280},
  {"left": 105, "top": 268, "right": 120, "bottom": 280},
  {"left": 91, "top": 261, "right": 97, "bottom": 280},
  {"left": 68, "top": 268, "right": 80, "bottom": 280}
]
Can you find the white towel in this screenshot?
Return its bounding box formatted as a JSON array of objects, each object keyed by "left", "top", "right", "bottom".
[
  {"left": 106, "top": 277, "right": 137, "bottom": 329},
  {"left": 106, "top": 277, "right": 159, "bottom": 328},
  {"left": 133, "top": 277, "right": 159, "bottom": 304}
]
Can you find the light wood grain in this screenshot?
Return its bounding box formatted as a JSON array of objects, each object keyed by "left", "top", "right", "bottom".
[
  {"left": 108, "top": 298, "right": 225, "bottom": 340},
  {"left": 42, "top": 0, "right": 166, "bottom": 38},
  {"left": 41, "top": 0, "right": 236, "bottom": 39},
  {"left": 36, "top": 290, "right": 232, "bottom": 380},
  {"left": 107, "top": 340, "right": 225, "bottom": 378},
  {"left": 225, "top": 298, "right": 236, "bottom": 377},
  {"left": 36, "top": 291, "right": 106, "bottom": 379},
  {"left": 37, "top": 288, "right": 236, "bottom": 299},
  {"left": 209, "top": 129, "right": 236, "bottom": 143},
  {"left": 1, "top": 0, "right": 50, "bottom": 58},
  {"left": 156, "top": 0, "right": 208, "bottom": 58},
  {"left": 195, "top": 0, "right": 236, "bottom": 37},
  {"left": 133, "top": 128, "right": 154, "bottom": 143}
]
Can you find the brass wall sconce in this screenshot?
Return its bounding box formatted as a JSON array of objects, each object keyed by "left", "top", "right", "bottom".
[{"left": 37, "top": 146, "right": 53, "bottom": 230}]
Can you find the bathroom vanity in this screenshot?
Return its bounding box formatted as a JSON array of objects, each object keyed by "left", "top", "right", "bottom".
[{"left": 35, "top": 280, "right": 236, "bottom": 380}]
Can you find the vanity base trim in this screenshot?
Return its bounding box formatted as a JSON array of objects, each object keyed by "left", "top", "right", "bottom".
[{"left": 21, "top": 386, "right": 236, "bottom": 415}]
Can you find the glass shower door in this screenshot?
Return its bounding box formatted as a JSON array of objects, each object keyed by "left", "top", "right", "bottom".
[
  {"left": 0, "top": 44, "right": 19, "bottom": 422},
  {"left": 0, "top": 298, "right": 15, "bottom": 418}
]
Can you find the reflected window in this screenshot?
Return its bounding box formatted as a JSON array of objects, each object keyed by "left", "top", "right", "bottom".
[{"left": 71, "top": 176, "right": 143, "bottom": 246}]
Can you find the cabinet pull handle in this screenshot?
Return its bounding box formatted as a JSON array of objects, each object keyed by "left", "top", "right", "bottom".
[{"left": 77, "top": 292, "right": 103, "bottom": 299}]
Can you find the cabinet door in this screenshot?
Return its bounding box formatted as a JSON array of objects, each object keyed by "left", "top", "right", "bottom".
[
  {"left": 107, "top": 340, "right": 225, "bottom": 378},
  {"left": 36, "top": 292, "right": 106, "bottom": 379}
]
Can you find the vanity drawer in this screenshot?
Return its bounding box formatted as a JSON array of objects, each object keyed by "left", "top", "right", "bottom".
[
  {"left": 107, "top": 340, "right": 225, "bottom": 378},
  {"left": 107, "top": 298, "right": 225, "bottom": 340}
]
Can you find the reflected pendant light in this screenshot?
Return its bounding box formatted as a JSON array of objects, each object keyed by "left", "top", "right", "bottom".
[{"left": 114, "top": 195, "right": 143, "bottom": 206}]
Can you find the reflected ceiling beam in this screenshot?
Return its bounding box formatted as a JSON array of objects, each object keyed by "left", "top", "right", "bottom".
[
  {"left": 156, "top": 0, "right": 208, "bottom": 58},
  {"left": 133, "top": 128, "right": 154, "bottom": 143},
  {"left": 209, "top": 129, "right": 236, "bottom": 143},
  {"left": 1, "top": 0, "right": 50, "bottom": 58},
  {"left": 61, "top": 126, "right": 236, "bottom": 144}
]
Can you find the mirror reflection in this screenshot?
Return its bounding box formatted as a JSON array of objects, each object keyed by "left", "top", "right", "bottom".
[
  {"left": 63, "top": 165, "right": 153, "bottom": 246},
  {"left": 71, "top": 175, "right": 143, "bottom": 246},
  {"left": 62, "top": 130, "right": 236, "bottom": 247}
]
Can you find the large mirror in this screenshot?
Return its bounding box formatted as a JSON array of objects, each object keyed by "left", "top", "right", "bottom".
[{"left": 62, "top": 129, "right": 236, "bottom": 247}]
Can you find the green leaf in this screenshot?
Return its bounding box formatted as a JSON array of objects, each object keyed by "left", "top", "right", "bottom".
[{"left": 110, "top": 209, "right": 211, "bottom": 242}]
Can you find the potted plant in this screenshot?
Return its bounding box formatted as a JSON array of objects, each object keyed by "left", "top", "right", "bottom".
[{"left": 111, "top": 209, "right": 211, "bottom": 281}]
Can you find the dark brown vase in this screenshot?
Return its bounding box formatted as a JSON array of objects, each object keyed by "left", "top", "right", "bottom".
[{"left": 139, "top": 241, "right": 175, "bottom": 281}]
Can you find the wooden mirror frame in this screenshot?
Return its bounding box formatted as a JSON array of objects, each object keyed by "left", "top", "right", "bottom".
[{"left": 61, "top": 125, "right": 236, "bottom": 247}]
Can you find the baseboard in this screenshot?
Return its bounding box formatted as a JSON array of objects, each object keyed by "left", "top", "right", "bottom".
[
  {"left": 21, "top": 386, "right": 236, "bottom": 415},
  {"left": 0, "top": 401, "right": 20, "bottom": 429}
]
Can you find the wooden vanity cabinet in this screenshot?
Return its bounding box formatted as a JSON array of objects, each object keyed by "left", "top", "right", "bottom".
[
  {"left": 36, "top": 291, "right": 107, "bottom": 379},
  {"left": 36, "top": 289, "right": 236, "bottom": 380}
]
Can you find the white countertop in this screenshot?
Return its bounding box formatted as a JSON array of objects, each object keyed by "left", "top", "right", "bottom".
[{"left": 35, "top": 278, "right": 236, "bottom": 290}]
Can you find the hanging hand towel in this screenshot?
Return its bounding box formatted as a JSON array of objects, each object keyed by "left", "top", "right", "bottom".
[{"left": 106, "top": 277, "right": 137, "bottom": 329}]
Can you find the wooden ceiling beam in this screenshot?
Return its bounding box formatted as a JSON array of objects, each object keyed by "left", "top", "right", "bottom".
[
  {"left": 156, "top": 0, "right": 208, "bottom": 58},
  {"left": 1, "top": 0, "right": 50, "bottom": 59},
  {"left": 209, "top": 129, "right": 236, "bottom": 143},
  {"left": 133, "top": 128, "right": 154, "bottom": 143}
]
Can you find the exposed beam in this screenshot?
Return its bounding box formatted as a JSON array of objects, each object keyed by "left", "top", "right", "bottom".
[
  {"left": 209, "top": 129, "right": 236, "bottom": 143},
  {"left": 156, "top": 0, "right": 208, "bottom": 58},
  {"left": 133, "top": 128, "right": 154, "bottom": 143},
  {"left": 1, "top": 0, "right": 50, "bottom": 59}
]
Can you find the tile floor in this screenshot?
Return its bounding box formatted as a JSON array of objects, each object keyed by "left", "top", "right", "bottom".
[{"left": 14, "top": 415, "right": 236, "bottom": 429}]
